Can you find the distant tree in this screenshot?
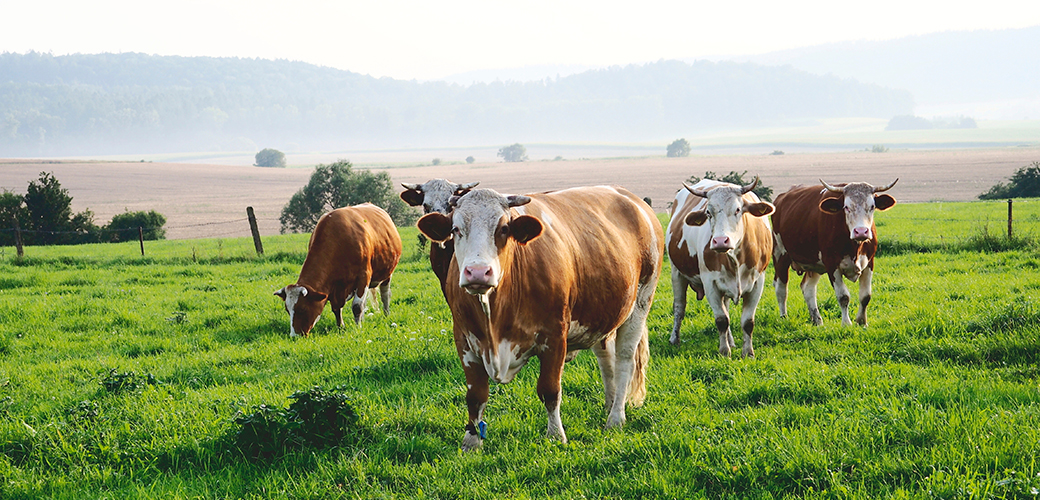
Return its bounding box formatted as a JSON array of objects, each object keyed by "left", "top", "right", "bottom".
[
  {"left": 770, "top": 150, "right": 784, "bottom": 156},
  {"left": 870, "top": 144, "right": 888, "bottom": 153},
  {"left": 280, "top": 160, "right": 418, "bottom": 233},
  {"left": 885, "top": 115, "right": 933, "bottom": 131},
  {"left": 553, "top": 156, "right": 564, "bottom": 161},
  {"left": 431, "top": 158, "right": 441, "bottom": 166},
  {"left": 497, "top": 143, "right": 528, "bottom": 162},
  {"left": 255, "top": 148, "right": 286, "bottom": 168},
  {"left": 104, "top": 210, "right": 167, "bottom": 242},
  {"left": 686, "top": 170, "right": 773, "bottom": 202},
  {"left": 465, "top": 156, "right": 475, "bottom": 164},
  {"left": 979, "top": 162, "right": 1040, "bottom": 200},
  {"left": 0, "top": 190, "right": 26, "bottom": 246},
  {"left": 667, "top": 138, "right": 691, "bottom": 158}
]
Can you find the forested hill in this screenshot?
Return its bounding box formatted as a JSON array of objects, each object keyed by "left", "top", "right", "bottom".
[{"left": 0, "top": 52, "right": 914, "bottom": 156}]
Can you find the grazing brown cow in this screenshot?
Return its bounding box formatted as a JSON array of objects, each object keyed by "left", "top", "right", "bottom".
[
  {"left": 417, "top": 186, "right": 663, "bottom": 450},
  {"left": 399, "top": 179, "right": 479, "bottom": 289},
  {"left": 666, "top": 178, "right": 775, "bottom": 357},
  {"left": 275, "top": 203, "right": 402, "bottom": 337},
  {"left": 771, "top": 179, "right": 898, "bottom": 326}
]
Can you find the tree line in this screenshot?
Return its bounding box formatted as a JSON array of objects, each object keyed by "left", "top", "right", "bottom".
[{"left": 0, "top": 52, "right": 915, "bottom": 156}]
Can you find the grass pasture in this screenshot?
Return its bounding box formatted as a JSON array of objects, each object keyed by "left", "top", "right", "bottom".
[{"left": 0, "top": 202, "right": 1039, "bottom": 498}]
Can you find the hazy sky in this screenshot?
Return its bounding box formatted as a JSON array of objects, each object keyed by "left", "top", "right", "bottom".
[{"left": 4, "top": 0, "right": 1040, "bottom": 81}]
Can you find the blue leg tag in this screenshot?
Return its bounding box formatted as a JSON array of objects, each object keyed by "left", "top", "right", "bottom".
[{"left": 478, "top": 421, "right": 487, "bottom": 439}]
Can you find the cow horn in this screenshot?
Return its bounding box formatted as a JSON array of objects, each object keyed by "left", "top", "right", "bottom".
[
  {"left": 506, "top": 195, "right": 532, "bottom": 207},
  {"left": 683, "top": 183, "right": 709, "bottom": 198},
  {"left": 820, "top": 179, "right": 844, "bottom": 193},
  {"left": 873, "top": 178, "right": 899, "bottom": 193},
  {"left": 401, "top": 182, "right": 421, "bottom": 191},
  {"left": 448, "top": 194, "right": 461, "bottom": 207},
  {"left": 457, "top": 181, "right": 479, "bottom": 191},
  {"left": 740, "top": 176, "right": 760, "bottom": 194}
]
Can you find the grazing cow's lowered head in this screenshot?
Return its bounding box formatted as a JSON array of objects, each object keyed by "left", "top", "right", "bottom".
[
  {"left": 417, "top": 189, "right": 543, "bottom": 295},
  {"left": 819, "top": 178, "right": 898, "bottom": 242},
  {"left": 400, "top": 179, "right": 480, "bottom": 214},
  {"left": 274, "top": 284, "right": 327, "bottom": 337},
  {"left": 683, "top": 177, "right": 775, "bottom": 253}
]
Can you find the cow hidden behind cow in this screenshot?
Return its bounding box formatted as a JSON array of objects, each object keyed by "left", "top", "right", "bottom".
[
  {"left": 399, "top": 179, "right": 479, "bottom": 292},
  {"left": 417, "top": 186, "right": 664, "bottom": 450},
  {"left": 771, "top": 179, "right": 898, "bottom": 326},
  {"left": 666, "top": 178, "right": 775, "bottom": 357},
  {"left": 275, "top": 203, "right": 403, "bottom": 337}
]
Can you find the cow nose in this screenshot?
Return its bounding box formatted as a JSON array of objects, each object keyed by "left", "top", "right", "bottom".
[
  {"left": 710, "top": 236, "right": 731, "bottom": 250},
  {"left": 463, "top": 265, "right": 494, "bottom": 284},
  {"left": 852, "top": 227, "right": 871, "bottom": 241}
]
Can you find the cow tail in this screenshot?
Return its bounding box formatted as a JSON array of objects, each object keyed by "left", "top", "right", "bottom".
[{"left": 626, "top": 326, "right": 649, "bottom": 407}]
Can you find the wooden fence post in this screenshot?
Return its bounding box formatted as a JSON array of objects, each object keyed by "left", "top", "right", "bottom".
[
  {"left": 247, "top": 206, "right": 264, "bottom": 255},
  {"left": 1008, "top": 199, "right": 1013, "bottom": 240},
  {"left": 14, "top": 216, "right": 24, "bottom": 258},
  {"left": 139, "top": 226, "right": 145, "bottom": 256}
]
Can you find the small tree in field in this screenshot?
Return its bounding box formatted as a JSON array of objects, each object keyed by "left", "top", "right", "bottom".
[
  {"left": 0, "top": 190, "right": 26, "bottom": 246},
  {"left": 667, "top": 138, "right": 691, "bottom": 158},
  {"left": 979, "top": 162, "right": 1040, "bottom": 200},
  {"left": 104, "top": 210, "right": 167, "bottom": 242},
  {"left": 686, "top": 170, "right": 774, "bottom": 202},
  {"left": 255, "top": 148, "right": 287, "bottom": 168},
  {"left": 497, "top": 144, "right": 528, "bottom": 162},
  {"left": 22, "top": 171, "right": 98, "bottom": 245},
  {"left": 465, "top": 156, "right": 475, "bottom": 164},
  {"left": 280, "top": 160, "right": 417, "bottom": 233}
]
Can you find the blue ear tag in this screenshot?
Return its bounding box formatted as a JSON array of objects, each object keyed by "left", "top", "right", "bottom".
[{"left": 478, "top": 421, "right": 487, "bottom": 439}]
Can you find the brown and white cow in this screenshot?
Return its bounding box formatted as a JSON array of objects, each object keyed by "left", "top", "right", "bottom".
[
  {"left": 417, "top": 186, "right": 663, "bottom": 450},
  {"left": 666, "top": 178, "right": 775, "bottom": 357},
  {"left": 275, "top": 203, "right": 402, "bottom": 337},
  {"left": 400, "top": 179, "right": 479, "bottom": 289},
  {"left": 771, "top": 179, "right": 898, "bottom": 326}
]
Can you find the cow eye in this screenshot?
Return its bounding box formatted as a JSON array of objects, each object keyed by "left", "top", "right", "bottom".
[
  {"left": 844, "top": 206, "right": 851, "bottom": 213},
  {"left": 452, "top": 226, "right": 462, "bottom": 236},
  {"left": 500, "top": 225, "right": 510, "bottom": 236}
]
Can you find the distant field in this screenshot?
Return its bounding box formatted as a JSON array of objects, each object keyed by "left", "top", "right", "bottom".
[{"left": 2, "top": 145, "right": 1039, "bottom": 239}]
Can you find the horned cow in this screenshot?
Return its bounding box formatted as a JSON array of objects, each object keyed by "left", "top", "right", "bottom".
[{"left": 400, "top": 179, "right": 479, "bottom": 290}]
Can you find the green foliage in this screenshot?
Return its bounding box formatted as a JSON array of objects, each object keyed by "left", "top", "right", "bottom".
[
  {"left": 254, "top": 148, "right": 286, "bottom": 168},
  {"left": 497, "top": 143, "right": 528, "bottom": 162},
  {"left": 685, "top": 170, "right": 774, "bottom": 202},
  {"left": 0, "top": 189, "right": 26, "bottom": 246},
  {"left": 979, "top": 161, "right": 1040, "bottom": 200},
  {"left": 666, "top": 138, "right": 691, "bottom": 157},
  {"left": 232, "top": 387, "right": 361, "bottom": 460},
  {"left": 279, "top": 160, "right": 417, "bottom": 233},
  {"left": 103, "top": 209, "right": 167, "bottom": 242},
  {"left": 100, "top": 369, "right": 159, "bottom": 395},
  {"left": 465, "top": 156, "right": 475, "bottom": 164},
  {"left": 870, "top": 144, "right": 889, "bottom": 153},
  {"left": 770, "top": 150, "right": 784, "bottom": 155},
  {"left": 431, "top": 158, "right": 441, "bottom": 166},
  {"left": 20, "top": 171, "right": 98, "bottom": 245}
]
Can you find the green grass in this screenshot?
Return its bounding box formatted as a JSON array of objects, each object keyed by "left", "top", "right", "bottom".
[{"left": 1, "top": 209, "right": 1039, "bottom": 498}]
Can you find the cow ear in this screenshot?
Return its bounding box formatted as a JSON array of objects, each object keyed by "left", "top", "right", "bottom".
[
  {"left": 274, "top": 288, "right": 287, "bottom": 299},
  {"left": 819, "top": 197, "right": 844, "bottom": 214},
  {"left": 400, "top": 189, "right": 424, "bottom": 207},
  {"left": 417, "top": 213, "right": 453, "bottom": 242},
  {"left": 874, "top": 194, "right": 896, "bottom": 211},
  {"left": 746, "top": 201, "right": 775, "bottom": 218},
  {"left": 684, "top": 211, "right": 708, "bottom": 226},
  {"left": 509, "top": 215, "right": 543, "bottom": 245}
]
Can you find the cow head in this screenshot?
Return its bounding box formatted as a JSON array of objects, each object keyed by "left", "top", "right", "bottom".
[
  {"left": 416, "top": 188, "right": 542, "bottom": 295},
  {"left": 274, "top": 284, "right": 328, "bottom": 337},
  {"left": 819, "top": 179, "right": 898, "bottom": 242},
  {"left": 683, "top": 178, "right": 775, "bottom": 253},
  {"left": 400, "top": 179, "right": 480, "bottom": 215}
]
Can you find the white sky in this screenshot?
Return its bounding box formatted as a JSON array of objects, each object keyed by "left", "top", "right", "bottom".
[{"left": 4, "top": 0, "right": 1040, "bottom": 81}]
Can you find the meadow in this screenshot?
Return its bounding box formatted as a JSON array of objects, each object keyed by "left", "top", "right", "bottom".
[{"left": 1, "top": 200, "right": 1039, "bottom": 498}]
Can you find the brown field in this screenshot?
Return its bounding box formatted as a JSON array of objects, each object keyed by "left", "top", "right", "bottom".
[{"left": 2, "top": 147, "right": 1038, "bottom": 240}]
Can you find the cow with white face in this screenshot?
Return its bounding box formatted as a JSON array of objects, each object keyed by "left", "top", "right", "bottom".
[
  {"left": 666, "top": 178, "right": 775, "bottom": 357},
  {"left": 771, "top": 179, "right": 897, "bottom": 326},
  {"left": 400, "top": 179, "right": 479, "bottom": 290},
  {"left": 417, "top": 186, "right": 663, "bottom": 450},
  {"left": 275, "top": 203, "right": 402, "bottom": 337}
]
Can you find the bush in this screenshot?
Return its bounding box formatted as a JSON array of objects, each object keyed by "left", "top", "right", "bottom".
[
  {"left": 686, "top": 170, "right": 773, "bottom": 202},
  {"left": 232, "top": 387, "right": 362, "bottom": 460},
  {"left": 667, "top": 138, "right": 691, "bottom": 158},
  {"left": 19, "top": 171, "right": 98, "bottom": 245},
  {"left": 870, "top": 144, "right": 888, "bottom": 153},
  {"left": 497, "top": 144, "right": 528, "bottom": 162},
  {"left": 431, "top": 158, "right": 441, "bottom": 166},
  {"left": 103, "top": 209, "right": 167, "bottom": 242},
  {"left": 465, "top": 156, "right": 475, "bottom": 164},
  {"left": 279, "top": 160, "right": 417, "bottom": 233},
  {"left": 255, "top": 148, "right": 286, "bottom": 168},
  {"left": 979, "top": 162, "right": 1040, "bottom": 200}
]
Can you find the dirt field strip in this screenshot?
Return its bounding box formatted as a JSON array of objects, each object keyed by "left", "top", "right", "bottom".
[{"left": 2, "top": 147, "right": 1038, "bottom": 240}]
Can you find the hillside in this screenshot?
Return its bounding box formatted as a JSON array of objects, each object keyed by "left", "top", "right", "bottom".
[{"left": 0, "top": 53, "right": 912, "bottom": 156}]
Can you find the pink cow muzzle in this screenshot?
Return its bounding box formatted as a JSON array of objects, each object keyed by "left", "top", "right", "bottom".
[
  {"left": 851, "top": 226, "right": 872, "bottom": 242},
  {"left": 710, "top": 235, "right": 734, "bottom": 252},
  {"left": 462, "top": 264, "right": 496, "bottom": 294}
]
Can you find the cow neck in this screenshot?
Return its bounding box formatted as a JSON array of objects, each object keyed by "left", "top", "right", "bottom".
[{"left": 295, "top": 251, "right": 336, "bottom": 295}]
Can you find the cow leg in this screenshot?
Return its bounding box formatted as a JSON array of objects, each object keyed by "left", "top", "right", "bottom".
[
  {"left": 537, "top": 335, "right": 568, "bottom": 444},
  {"left": 855, "top": 267, "right": 872, "bottom": 326},
  {"left": 739, "top": 275, "right": 766, "bottom": 359},
  {"left": 800, "top": 272, "right": 824, "bottom": 325},
  {"left": 379, "top": 279, "right": 392, "bottom": 315},
  {"left": 774, "top": 255, "right": 791, "bottom": 318},
  {"left": 705, "top": 288, "right": 732, "bottom": 357},
  {"left": 351, "top": 289, "right": 367, "bottom": 325},
  {"left": 461, "top": 364, "right": 490, "bottom": 452},
  {"left": 669, "top": 268, "right": 688, "bottom": 345},
  {"left": 329, "top": 286, "right": 347, "bottom": 328},
  {"left": 592, "top": 336, "right": 617, "bottom": 415},
  {"left": 828, "top": 270, "right": 853, "bottom": 326},
  {"left": 607, "top": 277, "right": 655, "bottom": 427}
]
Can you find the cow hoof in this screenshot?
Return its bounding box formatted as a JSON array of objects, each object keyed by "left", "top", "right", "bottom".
[
  {"left": 718, "top": 347, "right": 732, "bottom": 357},
  {"left": 461, "top": 433, "right": 483, "bottom": 452},
  {"left": 742, "top": 348, "right": 755, "bottom": 359},
  {"left": 605, "top": 414, "right": 626, "bottom": 429},
  {"left": 669, "top": 334, "right": 681, "bottom": 346}
]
